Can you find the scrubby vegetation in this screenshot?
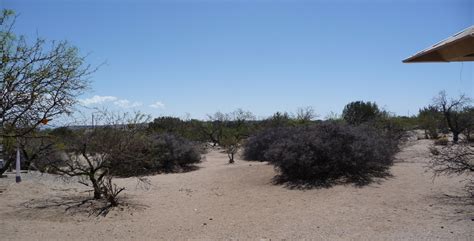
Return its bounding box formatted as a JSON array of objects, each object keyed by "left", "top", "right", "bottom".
[
  {"left": 244, "top": 122, "right": 399, "bottom": 187},
  {"left": 146, "top": 133, "right": 202, "bottom": 173},
  {"left": 418, "top": 106, "right": 442, "bottom": 139},
  {"left": 342, "top": 101, "right": 381, "bottom": 126},
  {"left": 16, "top": 112, "right": 202, "bottom": 215},
  {"left": 243, "top": 127, "right": 294, "bottom": 162},
  {"left": 8, "top": 92, "right": 469, "bottom": 195},
  {"left": 430, "top": 91, "right": 472, "bottom": 143},
  {"left": 4, "top": 76, "right": 472, "bottom": 210},
  {"left": 34, "top": 114, "right": 150, "bottom": 212},
  {"left": 43, "top": 116, "right": 202, "bottom": 179},
  {"left": 424, "top": 91, "right": 474, "bottom": 198},
  {"left": 430, "top": 143, "right": 474, "bottom": 197}
]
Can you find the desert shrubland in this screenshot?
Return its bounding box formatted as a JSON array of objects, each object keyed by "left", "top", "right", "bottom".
[{"left": 244, "top": 121, "right": 399, "bottom": 187}]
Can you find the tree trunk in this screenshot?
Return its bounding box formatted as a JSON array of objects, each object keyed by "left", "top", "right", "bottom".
[
  {"left": 0, "top": 138, "right": 7, "bottom": 176},
  {"left": 90, "top": 177, "right": 102, "bottom": 199},
  {"left": 453, "top": 132, "right": 460, "bottom": 144},
  {"left": 0, "top": 158, "right": 13, "bottom": 176}
]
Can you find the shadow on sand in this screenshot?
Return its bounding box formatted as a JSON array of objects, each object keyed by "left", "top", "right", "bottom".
[
  {"left": 10, "top": 193, "right": 148, "bottom": 220},
  {"left": 428, "top": 192, "right": 474, "bottom": 221},
  {"left": 271, "top": 171, "right": 393, "bottom": 190}
]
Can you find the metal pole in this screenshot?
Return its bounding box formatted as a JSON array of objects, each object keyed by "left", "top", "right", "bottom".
[{"left": 15, "top": 139, "right": 21, "bottom": 183}]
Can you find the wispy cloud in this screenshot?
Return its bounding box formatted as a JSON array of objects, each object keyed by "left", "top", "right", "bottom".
[
  {"left": 114, "top": 99, "right": 142, "bottom": 108},
  {"left": 80, "top": 95, "right": 145, "bottom": 109},
  {"left": 149, "top": 101, "right": 165, "bottom": 109},
  {"left": 80, "top": 95, "right": 117, "bottom": 105}
]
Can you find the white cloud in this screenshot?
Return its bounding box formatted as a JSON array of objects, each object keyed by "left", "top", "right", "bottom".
[
  {"left": 80, "top": 95, "right": 117, "bottom": 105},
  {"left": 149, "top": 101, "right": 165, "bottom": 109},
  {"left": 113, "top": 99, "right": 142, "bottom": 108},
  {"left": 80, "top": 95, "right": 144, "bottom": 109}
]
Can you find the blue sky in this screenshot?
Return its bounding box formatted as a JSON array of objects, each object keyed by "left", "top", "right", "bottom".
[{"left": 3, "top": 0, "right": 473, "bottom": 120}]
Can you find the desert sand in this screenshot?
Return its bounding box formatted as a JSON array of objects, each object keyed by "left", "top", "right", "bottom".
[{"left": 0, "top": 138, "right": 473, "bottom": 240}]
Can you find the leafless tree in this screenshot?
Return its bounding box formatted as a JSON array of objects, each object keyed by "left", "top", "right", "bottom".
[
  {"left": 19, "top": 132, "right": 56, "bottom": 171},
  {"left": 100, "top": 175, "right": 125, "bottom": 208},
  {"left": 429, "top": 143, "right": 474, "bottom": 197},
  {"left": 0, "top": 9, "right": 94, "bottom": 174},
  {"left": 45, "top": 111, "right": 150, "bottom": 210},
  {"left": 295, "top": 106, "right": 317, "bottom": 124},
  {"left": 433, "top": 91, "right": 472, "bottom": 143}
]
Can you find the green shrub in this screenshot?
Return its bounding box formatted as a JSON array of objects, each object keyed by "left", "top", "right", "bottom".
[
  {"left": 418, "top": 106, "right": 444, "bottom": 139},
  {"left": 342, "top": 101, "right": 381, "bottom": 125}
]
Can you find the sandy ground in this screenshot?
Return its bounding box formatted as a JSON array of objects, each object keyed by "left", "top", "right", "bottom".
[{"left": 0, "top": 139, "right": 473, "bottom": 240}]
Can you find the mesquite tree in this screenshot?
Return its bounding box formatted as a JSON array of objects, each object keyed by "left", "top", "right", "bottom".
[
  {"left": 202, "top": 111, "right": 229, "bottom": 146},
  {"left": 0, "top": 10, "right": 93, "bottom": 174},
  {"left": 430, "top": 143, "right": 474, "bottom": 197},
  {"left": 295, "top": 106, "right": 317, "bottom": 125},
  {"left": 418, "top": 105, "right": 444, "bottom": 139},
  {"left": 219, "top": 109, "right": 255, "bottom": 163},
  {"left": 47, "top": 112, "right": 149, "bottom": 202},
  {"left": 342, "top": 101, "right": 381, "bottom": 126},
  {"left": 432, "top": 91, "right": 472, "bottom": 143}
]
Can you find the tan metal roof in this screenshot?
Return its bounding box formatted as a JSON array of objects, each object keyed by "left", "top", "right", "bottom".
[{"left": 403, "top": 25, "right": 474, "bottom": 63}]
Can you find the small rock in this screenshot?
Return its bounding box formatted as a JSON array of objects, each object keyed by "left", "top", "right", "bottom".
[
  {"left": 441, "top": 226, "right": 444, "bottom": 229},
  {"left": 203, "top": 223, "right": 207, "bottom": 226},
  {"left": 209, "top": 218, "right": 213, "bottom": 220}
]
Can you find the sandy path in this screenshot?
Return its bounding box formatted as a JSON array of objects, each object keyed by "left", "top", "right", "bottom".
[{"left": 0, "top": 139, "right": 473, "bottom": 240}]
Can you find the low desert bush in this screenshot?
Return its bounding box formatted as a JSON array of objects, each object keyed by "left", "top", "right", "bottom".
[
  {"left": 244, "top": 122, "right": 399, "bottom": 186},
  {"left": 147, "top": 133, "right": 201, "bottom": 172},
  {"left": 242, "top": 127, "right": 294, "bottom": 161},
  {"left": 107, "top": 133, "right": 201, "bottom": 177}
]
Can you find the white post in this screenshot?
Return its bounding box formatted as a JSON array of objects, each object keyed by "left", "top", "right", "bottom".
[{"left": 15, "top": 143, "right": 21, "bottom": 183}]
